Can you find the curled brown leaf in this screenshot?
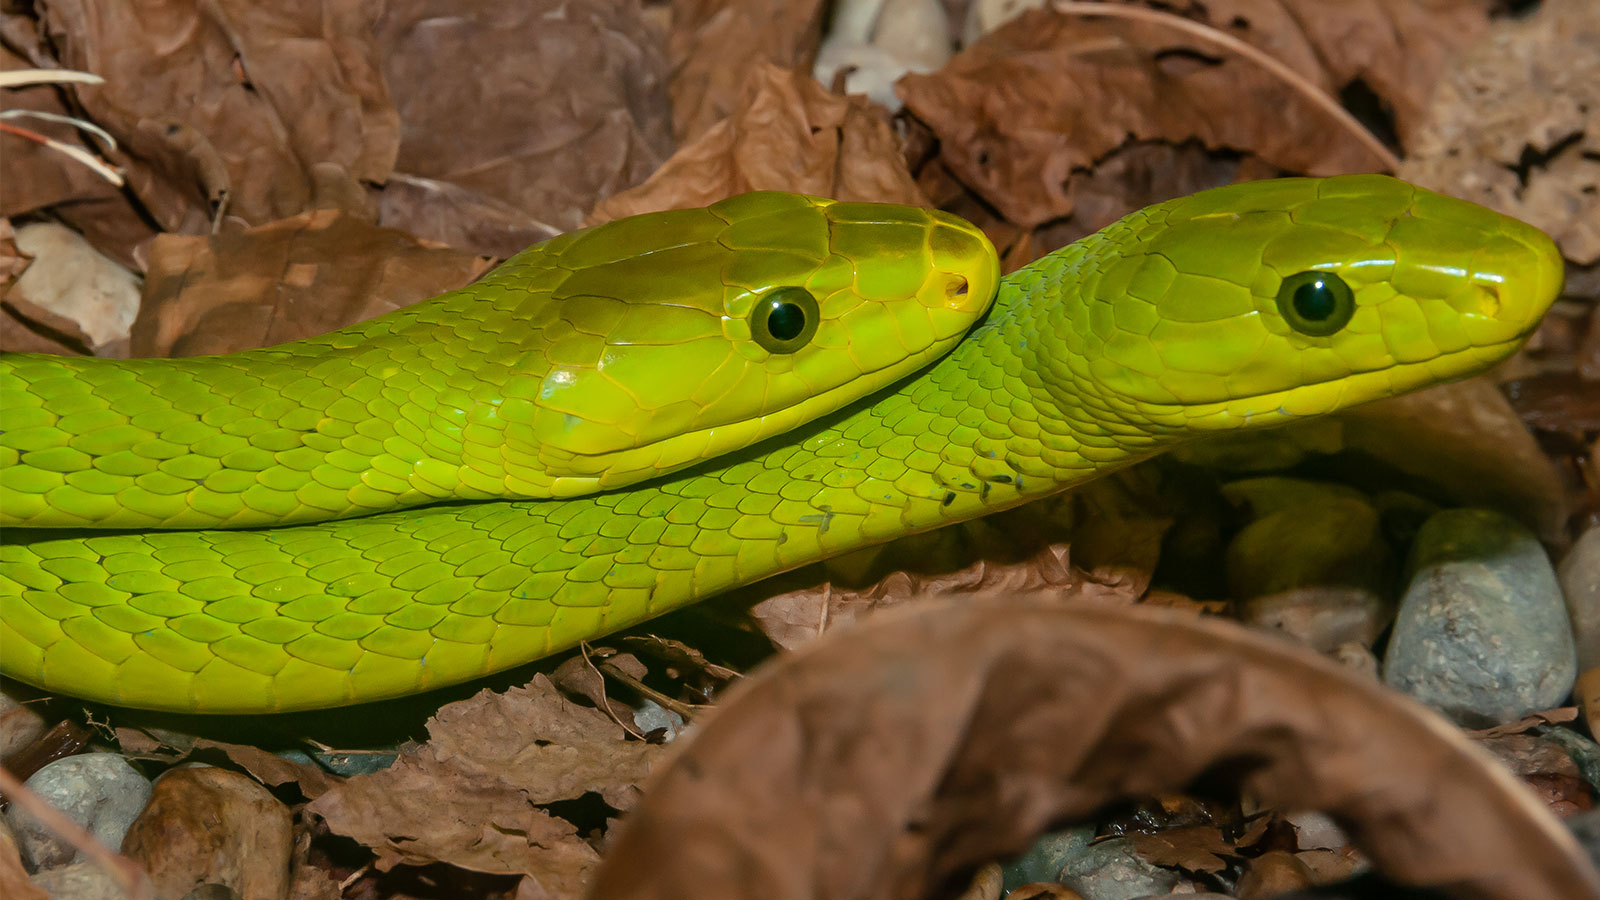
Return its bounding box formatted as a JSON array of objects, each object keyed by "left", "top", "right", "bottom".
[{"left": 590, "top": 600, "right": 1600, "bottom": 900}]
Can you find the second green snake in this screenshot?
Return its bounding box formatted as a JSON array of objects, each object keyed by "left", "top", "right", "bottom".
[{"left": 0, "top": 175, "right": 1565, "bottom": 712}]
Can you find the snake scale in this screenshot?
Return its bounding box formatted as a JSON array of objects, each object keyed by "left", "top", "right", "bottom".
[{"left": 0, "top": 175, "right": 1564, "bottom": 713}]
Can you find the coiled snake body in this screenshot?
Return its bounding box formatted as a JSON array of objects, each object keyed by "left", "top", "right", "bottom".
[{"left": 0, "top": 175, "right": 1564, "bottom": 712}]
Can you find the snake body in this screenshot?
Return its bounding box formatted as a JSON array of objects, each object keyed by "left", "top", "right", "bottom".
[
  {"left": 0, "top": 193, "right": 995, "bottom": 529},
  {"left": 0, "top": 175, "right": 1564, "bottom": 712}
]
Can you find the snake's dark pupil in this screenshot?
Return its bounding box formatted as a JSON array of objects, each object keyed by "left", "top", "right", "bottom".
[
  {"left": 1293, "top": 280, "right": 1337, "bottom": 322},
  {"left": 767, "top": 302, "right": 806, "bottom": 341}
]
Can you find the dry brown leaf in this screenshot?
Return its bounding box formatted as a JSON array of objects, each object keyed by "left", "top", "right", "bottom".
[
  {"left": 132, "top": 208, "right": 489, "bottom": 357},
  {"left": 1126, "top": 825, "right": 1236, "bottom": 874},
  {"left": 1400, "top": 0, "right": 1600, "bottom": 264},
  {"left": 0, "top": 45, "right": 158, "bottom": 265},
  {"left": 744, "top": 468, "right": 1171, "bottom": 652},
  {"left": 589, "top": 64, "right": 926, "bottom": 224},
  {"left": 307, "top": 676, "right": 662, "bottom": 883},
  {"left": 1335, "top": 377, "right": 1570, "bottom": 542},
  {"left": 1506, "top": 374, "right": 1600, "bottom": 434},
  {"left": 589, "top": 600, "right": 1600, "bottom": 900},
  {"left": 35, "top": 0, "right": 400, "bottom": 234},
  {"left": 373, "top": 0, "right": 674, "bottom": 256},
  {"left": 666, "top": 0, "right": 827, "bottom": 143},
  {"left": 899, "top": 2, "right": 1482, "bottom": 226}
]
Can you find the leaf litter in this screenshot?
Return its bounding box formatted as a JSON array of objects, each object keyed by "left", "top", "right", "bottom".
[{"left": 1, "top": 0, "right": 1596, "bottom": 898}]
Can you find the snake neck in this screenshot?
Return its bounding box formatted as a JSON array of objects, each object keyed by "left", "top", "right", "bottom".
[{"left": 765, "top": 234, "right": 1166, "bottom": 565}]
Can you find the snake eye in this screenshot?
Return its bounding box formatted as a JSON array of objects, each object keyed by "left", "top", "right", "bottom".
[
  {"left": 750, "top": 286, "right": 820, "bottom": 354},
  {"left": 1276, "top": 270, "right": 1355, "bottom": 337}
]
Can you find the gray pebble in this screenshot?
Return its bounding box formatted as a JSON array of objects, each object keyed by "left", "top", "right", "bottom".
[
  {"left": 632, "top": 700, "right": 686, "bottom": 742},
  {"left": 1383, "top": 509, "right": 1577, "bottom": 727},
  {"left": 1001, "top": 824, "right": 1095, "bottom": 892},
  {"left": 1058, "top": 836, "right": 1181, "bottom": 900},
  {"left": 1558, "top": 525, "right": 1600, "bottom": 671},
  {"left": 6, "top": 753, "right": 152, "bottom": 871},
  {"left": 30, "top": 859, "right": 134, "bottom": 900}
]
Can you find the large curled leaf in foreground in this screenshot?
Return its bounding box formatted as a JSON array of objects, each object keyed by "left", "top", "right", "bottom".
[{"left": 590, "top": 599, "right": 1600, "bottom": 900}]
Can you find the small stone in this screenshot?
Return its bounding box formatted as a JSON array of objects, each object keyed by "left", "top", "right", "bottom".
[
  {"left": 1558, "top": 525, "right": 1600, "bottom": 671},
  {"left": 1001, "top": 825, "right": 1095, "bottom": 892},
  {"left": 1382, "top": 509, "right": 1578, "bottom": 727},
  {"left": 1057, "top": 837, "right": 1181, "bottom": 900},
  {"left": 1235, "top": 850, "right": 1314, "bottom": 899},
  {"left": 6, "top": 753, "right": 151, "bottom": 871},
  {"left": 121, "top": 767, "right": 293, "bottom": 900},
  {"left": 1282, "top": 811, "right": 1349, "bottom": 852},
  {"left": 30, "top": 859, "right": 133, "bottom": 900},
  {"left": 632, "top": 700, "right": 685, "bottom": 742},
  {"left": 1330, "top": 642, "right": 1380, "bottom": 680},
  {"left": 1223, "top": 479, "right": 1392, "bottom": 652}
]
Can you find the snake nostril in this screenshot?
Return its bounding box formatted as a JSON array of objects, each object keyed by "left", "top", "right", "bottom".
[{"left": 1475, "top": 284, "right": 1502, "bottom": 319}]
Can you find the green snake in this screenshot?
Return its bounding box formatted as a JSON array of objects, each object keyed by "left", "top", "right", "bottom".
[{"left": 0, "top": 175, "right": 1564, "bottom": 713}]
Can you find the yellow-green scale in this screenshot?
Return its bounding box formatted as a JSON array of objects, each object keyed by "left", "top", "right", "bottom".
[
  {"left": 0, "top": 250, "right": 1093, "bottom": 712},
  {"left": 0, "top": 257, "right": 562, "bottom": 530},
  {"left": 0, "top": 175, "right": 1567, "bottom": 713}
]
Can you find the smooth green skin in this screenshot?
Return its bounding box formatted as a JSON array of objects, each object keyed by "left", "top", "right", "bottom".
[
  {"left": 0, "top": 193, "right": 996, "bottom": 528},
  {"left": 0, "top": 175, "right": 1565, "bottom": 713}
]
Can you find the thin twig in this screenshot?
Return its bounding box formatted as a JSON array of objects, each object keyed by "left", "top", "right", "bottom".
[
  {"left": 1050, "top": 0, "right": 1401, "bottom": 172},
  {"left": 0, "top": 68, "right": 104, "bottom": 89},
  {"left": 0, "top": 765, "right": 153, "bottom": 900},
  {"left": 0, "top": 109, "right": 118, "bottom": 152},
  {"left": 596, "top": 660, "right": 705, "bottom": 721},
  {"left": 0, "top": 120, "right": 125, "bottom": 186},
  {"left": 579, "top": 643, "right": 649, "bottom": 740}
]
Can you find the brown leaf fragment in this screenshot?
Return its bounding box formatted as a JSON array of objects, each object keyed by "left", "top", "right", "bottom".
[
  {"left": 1127, "top": 826, "right": 1235, "bottom": 874},
  {"left": 1332, "top": 377, "right": 1569, "bottom": 542},
  {"left": 2, "top": 294, "right": 94, "bottom": 356},
  {"left": 374, "top": 0, "right": 674, "bottom": 252},
  {"left": 589, "top": 600, "right": 1600, "bottom": 900},
  {"left": 36, "top": 0, "right": 400, "bottom": 233},
  {"left": 589, "top": 64, "right": 926, "bottom": 224},
  {"left": 132, "top": 208, "right": 490, "bottom": 357},
  {"left": 744, "top": 469, "right": 1171, "bottom": 652},
  {"left": 0, "top": 48, "right": 158, "bottom": 265},
  {"left": 1399, "top": 0, "right": 1600, "bottom": 264},
  {"left": 1467, "top": 707, "right": 1582, "bottom": 740},
  {"left": 898, "top": 7, "right": 1393, "bottom": 226},
  {"left": 666, "top": 0, "right": 827, "bottom": 143},
  {"left": 307, "top": 676, "right": 660, "bottom": 881}
]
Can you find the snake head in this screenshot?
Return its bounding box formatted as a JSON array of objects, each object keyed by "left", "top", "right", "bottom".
[
  {"left": 493, "top": 193, "right": 997, "bottom": 494},
  {"left": 1059, "top": 174, "right": 1564, "bottom": 434}
]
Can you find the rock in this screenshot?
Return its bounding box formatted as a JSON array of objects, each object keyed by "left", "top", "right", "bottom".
[
  {"left": 1282, "top": 811, "right": 1350, "bottom": 852},
  {"left": 1382, "top": 509, "right": 1578, "bottom": 726},
  {"left": 1001, "top": 825, "right": 1095, "bottom": 892},
  {"left": 10, "top": 222, "right": 141, "bottom": 350},
  {"left": 30, "top": 860, "right": 133, "bottom": 900},
  {"left": 1235, "top": 850, "right": 1314, "bottom": 899},
  {"left": 121, "top": 767, "right": 293, "bottom": 900},
  {"left": 1558, "top": 525, "right": 1600, "bottom": 670},
  {"left": 1330, "top": 642, "right": 1380, "bottom": 680},
  {"left": 1223, "top": 479, "right": 1392, "bottom": 652},
  {"left": 1057, "top": 836, "right": 1181, "bottom": 900},
  {"left": 6, "top": 753, "right": 151, "bottom": 871}
]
